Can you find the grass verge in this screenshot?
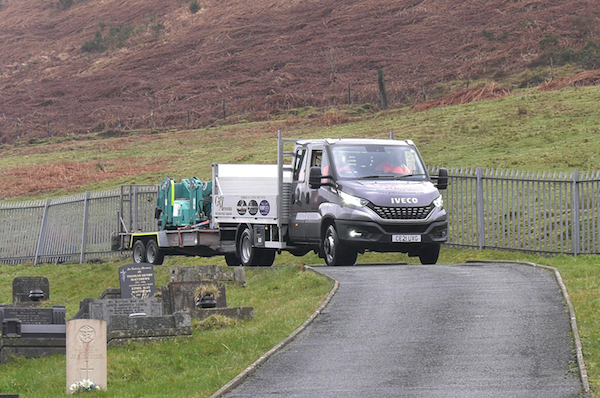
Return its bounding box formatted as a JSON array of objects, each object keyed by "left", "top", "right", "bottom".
[{"left": 0, "top": 261, "right": 333, "bottom": 397}]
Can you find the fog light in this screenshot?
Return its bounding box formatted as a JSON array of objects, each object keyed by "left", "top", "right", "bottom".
[{"left": 349, "top": 230, "right": 362, "bottom": 238}]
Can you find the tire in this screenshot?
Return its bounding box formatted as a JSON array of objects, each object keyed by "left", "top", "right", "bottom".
[
  {"left": 145, "top": 239, "right": 164, "bottom": 265},
  {"left": 224, "top": 253, "right": 241, "bottom": 266},
  {"left": 237, "top": 227, "right": 276, "bottom": 266},
  {"left": 238, "top": 227, "right": 256, "bottom": 267},
  {"left": 132, "top": 240, "right": 146, "bottom": 264},
  {"left": 255, "top": 249, "right": 276, "bottom": 266},
  {"left": 419, "top": 243, "right": 441, "bottom": 265},
  {"left": 322, "top": 224, "right": 357, "bottom": 266}
]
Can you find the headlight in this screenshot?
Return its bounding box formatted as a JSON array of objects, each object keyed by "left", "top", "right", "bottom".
[
  {"left": 339, "top": 191, "right": 369, "bottom": 208},
  {"left": 433, "top": 195, "right": 444, "bottom": 208}
]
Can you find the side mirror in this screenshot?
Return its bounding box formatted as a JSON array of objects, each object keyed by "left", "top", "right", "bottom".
[
  {"left": 436, "top": 167, "right": 448, "bottom": 190},
  {"left": 308, "top": 166, "right": 322, "bottom": 189}
]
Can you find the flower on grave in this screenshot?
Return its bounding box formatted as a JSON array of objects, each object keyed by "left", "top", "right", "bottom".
[{"left": 70, "top": 379, "right": 100, "bottom": 393}]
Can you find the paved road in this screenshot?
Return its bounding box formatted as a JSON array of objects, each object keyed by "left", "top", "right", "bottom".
[{"left": 223, "top": 263, "right": 584, "bottom": 397}]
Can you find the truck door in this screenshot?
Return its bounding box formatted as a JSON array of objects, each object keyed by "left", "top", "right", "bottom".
[
  {"left": 289, "top": 146, "right": 328, "bottom": 243},
  {"left": 304, "top": 147, "right": 328, "bottom": 242},
  {"left": 289, "top": 147, "right": 308, "bottom": 242}
]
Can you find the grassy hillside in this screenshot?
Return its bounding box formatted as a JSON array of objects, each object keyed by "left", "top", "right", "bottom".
[
  {"left": 1, "top": 0, "right": 598, "bottom": 140},
  {"left": 2, "top": 84, "right": 600, "bottom": 200}
]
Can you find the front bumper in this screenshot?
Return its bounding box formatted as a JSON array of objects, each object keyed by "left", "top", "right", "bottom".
[{"left": 334, "top": 216, "right": 447, "bottom": 253}]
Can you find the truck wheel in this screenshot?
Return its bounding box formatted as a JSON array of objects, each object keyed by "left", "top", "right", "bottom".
[
  {"left": 132, "top": 240, "right": 146, "bottom": 264},
  {"left": 224, "top": 253, "right": 241, "bottom": 266},
  {"left": 238, "top": 227, "right": 256, "bottom": 267},
  {"left": 146, "top": 239, "right": 164, "bottom": 265},
  {"left": 323, "top": 225, "right": 357, "bottom": 266},
  {"left": 419, "top": 244, "right": 440, "bottom": 265},
  {"left": 255, "top": 249, "right": 276, "bottom": 266}
]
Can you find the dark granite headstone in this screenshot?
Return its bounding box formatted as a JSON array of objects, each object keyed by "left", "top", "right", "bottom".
[
  {"left": 119, "top": 264, "right": 156, "bottom": 299},
  {"left": 0, "top": 305, "right": 65, "bottom": 325},
  {"left": 12, "top": 277, "right": 49, "bottom": 304}
]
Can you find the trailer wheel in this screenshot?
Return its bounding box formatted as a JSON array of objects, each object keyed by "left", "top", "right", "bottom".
[
  {"left": 146, "top": 239, "right": 164, "bottom": 265},
  {"left": 132, "top": 240, "right": 146, "bottom": 264},
  {"left": 323, "top": 224, "right": 357, "bottom": 266},
  {"left": 418, "top": 243, "right": 440, "bottom": 265}
]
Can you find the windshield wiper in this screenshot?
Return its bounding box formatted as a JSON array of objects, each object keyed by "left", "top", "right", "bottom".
[
  {"left": 359, "top": 173, "right": 426, "bottom": 180},
  {"left": 359, "top": 175, "right": 396, "bottom": 179},
  {"left": 393, "top": 173, "right": 428, "bottom": 179}
]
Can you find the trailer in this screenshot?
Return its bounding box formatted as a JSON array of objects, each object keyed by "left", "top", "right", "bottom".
[{"left": 112, "top": 131, "right": 448, "bottom": 266}]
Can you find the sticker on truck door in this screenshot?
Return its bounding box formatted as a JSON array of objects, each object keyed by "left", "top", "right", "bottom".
[{"left": 392, "top": 234, "right": 421, "bottom": 242}]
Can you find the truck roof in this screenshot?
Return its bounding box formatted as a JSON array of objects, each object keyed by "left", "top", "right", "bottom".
[{"left": 295, "top": 138, "right": 415, "bottom": 147}]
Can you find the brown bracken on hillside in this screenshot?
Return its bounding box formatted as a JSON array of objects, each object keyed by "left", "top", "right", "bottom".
[{"left": 0, "top": 0, "right": 598, "bottom": 142}]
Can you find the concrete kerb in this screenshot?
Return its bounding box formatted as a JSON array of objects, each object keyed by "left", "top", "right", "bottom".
[
  {"left": 465, "top": 259, "right": 590, "bottom": 395},
  {"left": 208, "top": 266, "right": 339, "bottom": 398}
]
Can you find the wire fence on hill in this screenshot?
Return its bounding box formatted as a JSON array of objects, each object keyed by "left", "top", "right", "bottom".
[{"left": 1, "top": 167, "right": 600, "bottom": 265}]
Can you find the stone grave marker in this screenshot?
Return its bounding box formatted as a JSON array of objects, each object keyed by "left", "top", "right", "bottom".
[
  {"left": 0, "top": 305, "right": 65, "bottom": 326},
  {"left": 118, "top": 263, "right": 156, "bottom": 299},
  {"left": 12, "top": 276, "right": 49, "bottom": 304},
  {"left": 0, "top": 305, "right": 66, "bottom": 362},
  {"left": 169, "top": 281, "right": 226, "bottom": 312},
  {"left": 66, "top": 319, "right": 107, "bottom": 394},
  {"left": 89, "top": 298, "right": 162, "bottom": 327}
]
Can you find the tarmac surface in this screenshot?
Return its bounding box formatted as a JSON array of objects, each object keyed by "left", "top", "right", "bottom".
[{"left": 222, "top": 262, "right": 584, "bottom": 397}]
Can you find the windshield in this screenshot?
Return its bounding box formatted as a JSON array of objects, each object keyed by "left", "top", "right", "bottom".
[{"left": 330, "top": 144, "right": 427, "bottom": 180}]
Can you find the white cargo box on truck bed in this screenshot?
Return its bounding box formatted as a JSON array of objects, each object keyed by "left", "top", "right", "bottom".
[{"left": 211, "top": 164, "right": 292, "bottom": 225}]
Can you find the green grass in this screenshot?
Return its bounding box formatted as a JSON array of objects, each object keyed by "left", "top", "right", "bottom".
[{"left": 0, "top": 261, "right": 334, "bottom": 397}]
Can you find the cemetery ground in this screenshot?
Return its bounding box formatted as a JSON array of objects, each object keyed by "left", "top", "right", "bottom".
[{"left": 0, "top": 248, "right": 599, "bottom": 397}]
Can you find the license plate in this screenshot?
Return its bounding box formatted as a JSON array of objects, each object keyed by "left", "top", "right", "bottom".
[{"left": 392, "top": 234, "right": 421, "bottom": 243}]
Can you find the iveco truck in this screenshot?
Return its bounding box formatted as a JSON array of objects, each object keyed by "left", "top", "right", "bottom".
[{"left": 112, "top": 131, "right": 448, "bottom": 266}]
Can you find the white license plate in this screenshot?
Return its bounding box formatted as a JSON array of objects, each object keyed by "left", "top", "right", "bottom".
[{"left": 392, "top": 234, "right": 421, "bottom": 243}]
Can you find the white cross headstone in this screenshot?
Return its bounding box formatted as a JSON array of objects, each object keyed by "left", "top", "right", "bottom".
[{"left": 66, "top": 319, "right": 107, "bottom": 394}]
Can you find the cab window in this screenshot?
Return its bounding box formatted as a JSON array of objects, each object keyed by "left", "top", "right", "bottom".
[{"left": 293, "top": 148, "right": 307, "bottom": 182}]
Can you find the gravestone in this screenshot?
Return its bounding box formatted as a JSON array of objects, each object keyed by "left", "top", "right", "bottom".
[
  {"left": 119, "top": 263, "right": 156, "bottom": 299},
  {"left": 89, "top": 298, "right": 163, "bottom": 327},
  {"left": 164, "top": 266, "right": 254, "bottom": 322},
  {"left": 168, "top": 281, "right": 227, "bottom": 312},
  {"left": 0, "top": 305, "right": 67, "bottom": 363},
  {"left": 170, "top": 265, "right": 245, "bottom": 285},
  {"left": 0, "top": 305, "right": 65, "bottom": 326},
  {"left": 66, "top": 319, "right": 107, "bottom": 394},
  {"left": 12, "top": 277, "right": 49, "bottom": 305}
]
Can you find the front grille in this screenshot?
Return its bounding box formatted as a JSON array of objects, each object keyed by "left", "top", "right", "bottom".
[{"left": 367, "top": 203, "right": 434, "bottom": 220}]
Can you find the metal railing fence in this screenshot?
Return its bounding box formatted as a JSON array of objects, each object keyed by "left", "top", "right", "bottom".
[
  {"left": 0, "top": 185, "right": 158, "bottom": 265},
  {"left": 1, "top": 168, "right": 600, "bottom": 265},
  {"left": 444, "top": 167, "right": 600, "bottom": 255}
]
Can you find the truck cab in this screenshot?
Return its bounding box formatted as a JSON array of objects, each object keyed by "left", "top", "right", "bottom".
[{"left": 287, "top": 138, "right": 448, "bottom": 266}]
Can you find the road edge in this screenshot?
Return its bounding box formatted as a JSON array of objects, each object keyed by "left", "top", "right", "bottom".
[
  {"left": 208, "top": 266, "right": 339, "bottom": 398},
  {"left": 467, "top": 259, "right": 590, "bottom": 395}
]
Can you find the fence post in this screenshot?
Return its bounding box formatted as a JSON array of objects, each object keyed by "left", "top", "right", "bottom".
[
  {"left": 476, "top": 167, "right": 485, "bottom": 249},
  {"left": 34, "top": 198, "right": 51, "bottom": 266},
  {"left": 80, "top": 191, "right": 91, "bottom": 264},
  {"left": 572, "top": 170, "right": 580, "bottom": 256},
  {"left": 132, "top": 185, "right": 139, "bottom": 232}
]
